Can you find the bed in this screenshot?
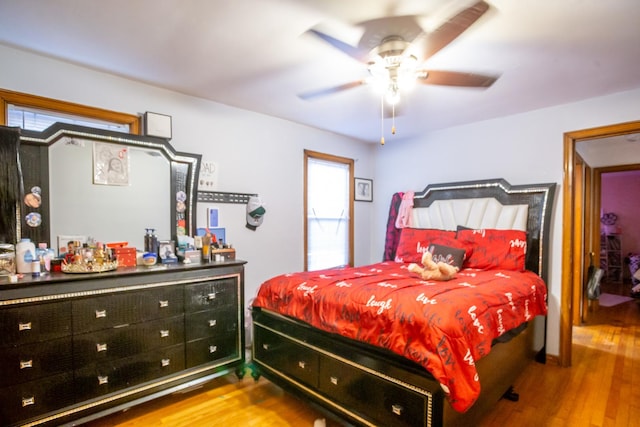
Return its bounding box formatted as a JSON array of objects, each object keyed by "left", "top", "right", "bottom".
[{"left": 251, "top": 178, "right": 556, "bottom": 427}]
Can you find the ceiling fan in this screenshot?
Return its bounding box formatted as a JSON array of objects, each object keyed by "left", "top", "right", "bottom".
[{"left": 299, "top": 1, "right": 498, "bottom": 108}]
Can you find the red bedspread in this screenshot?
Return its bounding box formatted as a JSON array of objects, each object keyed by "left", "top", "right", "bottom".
[{"left": 252, "top": 261, "right": 548, "bottom": 412}]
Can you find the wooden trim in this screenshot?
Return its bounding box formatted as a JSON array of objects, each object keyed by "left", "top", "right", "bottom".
[
  {"left": 581, "top": 159, "right": 593, "bottom": 324},
  {"left": 0, "top": 89, "right": 141, "bottom": 134},
  {"left": 303, "top": 149, "right": 355, "bottom": 270},
  {"left": 571, "top": 155, "right": 585, "bottom": 327},
  {"left": 561, "top": 120, "right": 640, "bottom": 368}
]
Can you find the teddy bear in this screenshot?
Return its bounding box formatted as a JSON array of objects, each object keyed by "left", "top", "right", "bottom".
[{"left": 408, "top": 251, "right": 459, "bottom": 281}]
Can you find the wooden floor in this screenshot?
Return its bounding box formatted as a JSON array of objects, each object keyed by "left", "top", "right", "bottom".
[{"left": 88, "top": 289, "right": 640, "bottom": 427}]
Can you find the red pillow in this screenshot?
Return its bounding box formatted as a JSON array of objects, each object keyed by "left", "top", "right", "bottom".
[
  {"left": 394, "top": 228, "right": 457, "bottom": 263},
  {"left": 456, "top": 228, "right": 528, "bottom": 271}
]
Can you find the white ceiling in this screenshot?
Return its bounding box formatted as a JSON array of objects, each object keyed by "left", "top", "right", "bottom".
[{"left": 1, "top": 0, "right": 640, "bottom": 146}]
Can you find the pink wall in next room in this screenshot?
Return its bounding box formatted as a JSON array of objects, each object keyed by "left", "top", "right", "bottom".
[{"left": 601, "top": 169, "right": 640, "bottom": 280}]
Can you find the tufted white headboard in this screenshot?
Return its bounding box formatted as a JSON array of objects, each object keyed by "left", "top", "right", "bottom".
[{"left": 411, "top": 198, "right": 528, "bottom": 231}]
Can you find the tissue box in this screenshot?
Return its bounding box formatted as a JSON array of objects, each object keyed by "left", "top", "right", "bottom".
[
  {"left": 180, "top": 249, "right": 201, "bottom": 264},
  {"left": 113, "top": 247, "right": 137, "bottom": 267},
  {"left": 212, "top": 248, "right": 235, "bottom": 261}
]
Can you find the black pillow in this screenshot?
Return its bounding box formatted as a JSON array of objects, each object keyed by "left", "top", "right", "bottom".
[{"left": 428, "top": 244, "right": 466, "bottom": 269}]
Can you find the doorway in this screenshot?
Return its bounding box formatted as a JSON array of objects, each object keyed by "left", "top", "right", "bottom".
[{"left": 560, "top": 120, "right": 640, "bottom": 367}]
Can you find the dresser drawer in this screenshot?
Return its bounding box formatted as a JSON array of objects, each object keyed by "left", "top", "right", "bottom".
[
  {"left": 253, "top": 326, "right": 319, "bottom": 389},
  {"left": 184, "top": 278, "right": 238, "bottom": 312},
  {"left": 72, "top": 286, "right": 184, "bottom": 333},
  {"left": 74, "top": 344, "right": 185, "bottom": 400},
  {"left": 73, "top": 315, "right": 184, "bottom": 368},
  {"left": 0, "top": 301, "right": 71, "bottom": 346},
  {"left": 185, "top": 333, "right": 239, "bottom": 368},
  {"left": 319, "top": 356, "right": 429, "bottom": 427},
  {"left": 0, "top": 372, "right": 74, "bottom": 426},
  {"left": 185, "top": 307, "right": 237, "bottom": 341},
  {"left": 0, "top": 337, "right": 73, "bottom": 388}
]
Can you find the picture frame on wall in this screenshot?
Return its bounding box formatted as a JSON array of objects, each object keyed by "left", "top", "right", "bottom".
[
  {"left": 93, "top": 142, "right": 130, "bottom": 186},
  {"left": 354, "top": 177, "right": 373, "bottom": 202}
]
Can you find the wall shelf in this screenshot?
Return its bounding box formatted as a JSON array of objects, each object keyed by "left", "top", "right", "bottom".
[
  {"left": 600, "top": 233, "right": 622, "bottom": 282},
  {"left": 197, "top": 191, "right": 256, "bottom": 204}
]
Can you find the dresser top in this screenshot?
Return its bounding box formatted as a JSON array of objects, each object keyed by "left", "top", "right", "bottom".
[{"left": 0, "top": 260, "right": 246, "bottom": 303}]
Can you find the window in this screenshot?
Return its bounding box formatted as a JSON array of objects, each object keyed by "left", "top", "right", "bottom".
[
  {"left": 0, "top": 89, "right": 140, "bottom": 133},
  {"left": 7, "top": 105, "right": 130, "bottom": 132},
  {"left": 304, "top": 150, "right": 354, "bottom": 271}
]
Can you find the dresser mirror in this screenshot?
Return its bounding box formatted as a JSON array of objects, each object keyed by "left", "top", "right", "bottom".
[{"left": 18, "top": 123, "right": 200, "bottom": 253}]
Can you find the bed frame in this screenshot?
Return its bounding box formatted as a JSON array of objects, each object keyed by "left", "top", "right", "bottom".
[{"left": 251, "top": 178, "right": 556, "bottom": 427}]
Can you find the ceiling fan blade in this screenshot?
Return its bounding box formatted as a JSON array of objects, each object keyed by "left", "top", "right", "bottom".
[
  {"left": 420, "top": 0, "right": 490, "bottom": 60},
  {"left": 298, "top": 80, "right": 368, "bottom": 100},
  {"left": 307, "top": 28, "right": 369, "bottom": 62},
  {"left": 418, "top": 70, "right": 498, "bottom": 88}
]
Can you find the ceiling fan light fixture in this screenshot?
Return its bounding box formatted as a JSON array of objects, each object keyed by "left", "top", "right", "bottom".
[
  {"left": 385, "top": 86, "right": 401, "bottom": 105},
  {"left": 367, "top": 37, "right": 419, "bottom": 106}
]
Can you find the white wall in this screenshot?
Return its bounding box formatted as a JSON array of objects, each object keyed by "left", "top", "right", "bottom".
[
  {"left": 0, "top": 44, "right": 376, "bottom": 312},
  {"left": 372, "top": 88, "right": 640, "bottom": 357}
]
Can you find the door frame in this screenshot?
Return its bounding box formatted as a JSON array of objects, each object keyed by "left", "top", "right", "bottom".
[{"left": 561, "top": 120, "right": 640, "bottom": 367}]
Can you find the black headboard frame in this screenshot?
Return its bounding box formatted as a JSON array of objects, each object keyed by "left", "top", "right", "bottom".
[{"left": 413, "top": 178, "right": 557, "bottom": 283}]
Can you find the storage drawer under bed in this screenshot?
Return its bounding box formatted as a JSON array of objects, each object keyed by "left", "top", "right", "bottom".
[
  {"left": 253, "top": 321, "right": 438, "bottom": 427},
  {"left": 253, "top": 325, "right": 320, "bottom": 389},
  {"left": 318, "top": 354, "right": 430, "bottom": 427}
]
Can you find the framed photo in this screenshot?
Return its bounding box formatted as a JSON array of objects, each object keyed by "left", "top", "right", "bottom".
[
  {"left": 354, "top": 177, "right": 373, "bottom": 202},
  {"left": 158, "top": 240, "right": 176, "bottom": 260}
]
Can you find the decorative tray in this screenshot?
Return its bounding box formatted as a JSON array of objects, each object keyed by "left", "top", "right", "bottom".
[{"left": 61, "top": 260, "right": 118, "bottom": 274}]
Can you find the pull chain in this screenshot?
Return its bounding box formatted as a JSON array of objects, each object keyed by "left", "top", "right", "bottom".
[
  {"left": 380, "top": 95, "right": 385, "bottom": 145},
  {"left": 391, "top": 103, "right": 396, "bottom": 135}
]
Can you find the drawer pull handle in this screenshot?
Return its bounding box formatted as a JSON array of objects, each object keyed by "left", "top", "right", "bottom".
[
  {"left": 392, "top": 404, "right": 404, "bottom": 416},
  {"left": 208, "top": 319, "right": 217, "bottom": 327},
  {"left": 159, "top": 300, "right": 169, "bottom": 308},
  {"left": 209, "top": 345, "right": 217, "bottom": 353},
  {"left": 18, "top": 322, "right": 32, "bottom": 331},
  {"left": 98, "top": 375, "right": 109, "bottom": 385},
  {"left": 95, "top": 309, "right": 107, "bottom": 318},
  {"left": 96, "top": 343, "right": 108, "bottom": 352},
  {"left": 22, "top": 396, "right": 35, "bottom": 407},
  {"left": 262, "top": 343, "right": 270, "bottom": 350},
  {"left": 330, "top": 376, "right": 339, "bottom": 385},
  {"left": 161, "top": 358, "right": 171, "bottom": 367},
  {"left": 298, "top": 361, "right": 306, "bottom": 369},
  {"left": 20, "top": 359, "right": 33, "bottom": 369},
  {"left": 160, "top": 330, "right": 170, "bottom": 338},
  {"left": 207, "top": 293, "right": 216, "bottom": 300}
]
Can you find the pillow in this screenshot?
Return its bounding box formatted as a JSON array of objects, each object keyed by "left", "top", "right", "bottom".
[
  {"left": 428, "top": 244, "right": 466, "bottom": 269},
  {"left": 456, "top": 228, "right": 528, "bottom": 271},
  {"left": 394, "top": 228, "right": 457, "bottom": 263}
]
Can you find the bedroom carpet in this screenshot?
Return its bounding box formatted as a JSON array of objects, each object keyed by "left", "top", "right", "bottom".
[{"left": 598, "top": 292, "right": 634, "bottom": 307}]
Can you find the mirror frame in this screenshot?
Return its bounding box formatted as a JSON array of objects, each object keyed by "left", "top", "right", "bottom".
[{"left": 17, "top": 123, "right": 201, "bottom": 248}]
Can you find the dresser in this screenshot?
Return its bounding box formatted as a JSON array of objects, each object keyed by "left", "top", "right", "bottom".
[{"left": 0, "top": 261, "right": 245, "bottom": 427}]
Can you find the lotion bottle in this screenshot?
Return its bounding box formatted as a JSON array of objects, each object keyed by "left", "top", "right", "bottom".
[{"left": 16, "top": 238, "right": 35, "bottom": 274}]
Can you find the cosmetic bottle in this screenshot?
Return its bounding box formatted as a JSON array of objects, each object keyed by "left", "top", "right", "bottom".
[
  {"left": 201, "top": 233, "right": 211, "bottom": 263},
  {"left": 36, "top": 243, "right": 53, "bottom": 272},
  {"left": 144, "top": 228, "right": 151, "bottom": 252},
  {"left": 150, "top": 229, "right": 159, "bottom": 255},
  {"left": 16, "top": 238, "right": 35, "bottom": 274}
]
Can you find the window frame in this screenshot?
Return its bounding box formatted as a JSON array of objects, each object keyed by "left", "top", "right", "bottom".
[
  {"left": 304, "top": 149, "right": 354, "bottom": 271},
  {"left": 0, "top": 89, "right": 141, "bottom": 133}
]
